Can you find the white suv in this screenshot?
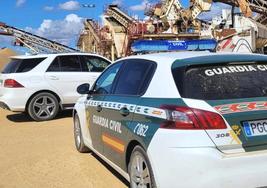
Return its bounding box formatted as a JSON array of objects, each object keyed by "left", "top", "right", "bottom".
[{"left": 0, "top": 53, "right": 111, "bottom": 121}]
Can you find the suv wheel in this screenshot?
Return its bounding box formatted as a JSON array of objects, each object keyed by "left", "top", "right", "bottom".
[
  {"left": 28, "top": 92, "right": 59, "bottom": 121},
  {"left": 128, "top": 146, "right": 156, "bottom": 188}
]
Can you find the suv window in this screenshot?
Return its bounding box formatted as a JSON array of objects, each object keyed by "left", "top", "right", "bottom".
[
  {"left": 2, "top": 58, "right": 46, "bottom": 74},
  {"left": 93, "top": 62, "right": 122, "bottom": 95},
  {"left": 59, "top": 55, "right": 81, "bottom": 72},
  {"left": 80, "top": 56, "right": 110, "bottom": 72},
  {"left": 47, "top": 57, "right": 60, "bottom": 72},
  {"left": 113, "top": 59, "right": 156, "bottom": 96},
  {"left": 172, "top": 62, "right": 267, "bottom": 100}
]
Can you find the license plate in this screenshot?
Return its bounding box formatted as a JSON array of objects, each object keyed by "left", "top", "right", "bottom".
[{"left": 243, "top": 119, "right": 267, "bottom": 137}]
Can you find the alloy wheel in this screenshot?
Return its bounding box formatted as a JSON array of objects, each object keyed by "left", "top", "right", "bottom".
[
  {"left": 74, "top": 115, "right": 81, "bottom": 148},
  {"left": 33, "top": 96, "right": 56, "bottom": 119},
  {"left": 130, "top": 152, "right": 152, "bottom": 188}
]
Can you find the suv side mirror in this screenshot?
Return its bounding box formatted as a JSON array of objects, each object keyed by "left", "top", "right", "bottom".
[{"left": 77, "top": 83, "right": 90, "bottom": 95}]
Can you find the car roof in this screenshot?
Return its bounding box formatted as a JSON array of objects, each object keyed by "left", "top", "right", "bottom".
[
  {"left": 123, "top": 51, "right": 267, "bottom": 67},
  {"left": 10, "top": 52, "right": 109, "bottom": 60}
]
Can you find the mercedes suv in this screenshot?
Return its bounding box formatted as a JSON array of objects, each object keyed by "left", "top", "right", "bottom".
[{"left": 0, "top": 53, "right": 111, "bottom": 121}]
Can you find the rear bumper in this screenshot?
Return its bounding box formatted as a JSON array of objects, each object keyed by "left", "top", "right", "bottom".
[
  {"left": 149, "top": 147, "right": 267, "bottom": 188},
  {"left": 0, "top": 101, "right": 10, "bottom": 110},
  {"left": 147, "top": 130, "right": 267, "bottom": 188},
  {"left": 0, "top": 88, "right": 31, "bottom": 112}
]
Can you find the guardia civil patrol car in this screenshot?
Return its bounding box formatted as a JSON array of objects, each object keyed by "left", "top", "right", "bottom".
[{"left": 73, "top": 51, "right": 267, "bottom": 188}]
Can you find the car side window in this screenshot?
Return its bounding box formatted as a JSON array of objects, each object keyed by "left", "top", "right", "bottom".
[
  {"left": 59, "top": 55, "right": 81, "bottom": 72},
  {"left": 80, "top": 56, "right": 110, "bottom": 72},
  {"left": 93, "top": 62, "right": 122, "bottom": 95},
  {"left": 113, "top": 59, "right": 156, "bottom": 96},
  {"left": 47, "top": 57, "right": 61, "bottom": 72}
]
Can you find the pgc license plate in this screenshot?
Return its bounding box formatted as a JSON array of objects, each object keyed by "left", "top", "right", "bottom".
[{"left": 243, "top": 120, "right": 267, "bottom": 137}]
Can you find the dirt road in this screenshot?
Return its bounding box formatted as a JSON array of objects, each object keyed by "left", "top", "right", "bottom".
[{"left": 0, "top": 109, "right": 128, "bottom": 188}]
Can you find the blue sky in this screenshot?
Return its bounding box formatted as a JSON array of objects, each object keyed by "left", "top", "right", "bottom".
[
  {"left": 0, "top": 0, "right": 228, "bottom": 53},
  {"left": 1, "top": 0, "right": 162, "bottom": 29}
]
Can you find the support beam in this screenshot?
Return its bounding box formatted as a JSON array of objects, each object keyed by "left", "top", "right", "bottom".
[
  {"left": 0, "top": 22, "right": 78, "bottom": 53},
  {"left": 237, "top": 0, "right": 252, "bottom": 17}
]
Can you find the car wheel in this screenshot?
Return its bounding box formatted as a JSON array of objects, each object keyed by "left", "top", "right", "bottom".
[
  {"left": 128, "top": 146, "right": 156, "bottom": 188},
  {"left": 28, "top": 92, "right": 59, "bottom": 121},
  {"left": 74, "top": 113, "right": 90, "bottom": 153}
]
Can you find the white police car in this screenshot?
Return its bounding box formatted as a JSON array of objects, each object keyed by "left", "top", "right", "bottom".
[{"left": 73, "top": 51, "right": 267, "bottom": 188}]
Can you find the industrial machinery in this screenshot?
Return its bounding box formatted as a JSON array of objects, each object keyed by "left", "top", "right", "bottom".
[
  {"left": 0, "top": 22, "right": 78, "bottom": 54},
  {"left": 77, "top": 19, "right": 113, "bottom": 59},
  {"left": 77, "top": 0, "right": 267, "bottom": 59},
  {"left": 1, "top": 0, "right": 266, "bottom": 57}
]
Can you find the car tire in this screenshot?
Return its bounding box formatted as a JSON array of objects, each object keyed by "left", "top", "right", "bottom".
[
  {"left": 128, "top": 145, "right": 156, "bottom": 188},
  {"left": 74, "top": 113, "right": 90, "bottom": 153},
  {"left": 28, "top": 92, "right": 59, "bottom": 121}
]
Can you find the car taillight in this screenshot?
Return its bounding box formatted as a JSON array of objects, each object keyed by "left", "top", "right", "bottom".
[
  {"left": 160, "top": 105, "right": 227, "bottom": 130},
  {"left": 4, "top": 79, "right": 24, "bottom": 88}
]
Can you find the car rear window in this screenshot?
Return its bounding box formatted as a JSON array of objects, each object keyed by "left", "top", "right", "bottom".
[
  {"left": 2, "top": 58, "right": 46, "bottom": 74},
  {"left": 172, "top": 62, "right": 267, "bottom": 100}
]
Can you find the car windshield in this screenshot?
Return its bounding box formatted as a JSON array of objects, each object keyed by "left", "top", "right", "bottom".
[
  {"left": 172, "top": 62, "right": 267, "bottom": 100},
  {"left": 2, "top": 58, "right": 46, "bottom": 74}
]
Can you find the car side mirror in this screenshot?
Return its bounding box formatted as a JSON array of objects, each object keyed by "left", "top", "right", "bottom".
[{"left": 77, "top": 83, "right": 90, "bottom": 95}]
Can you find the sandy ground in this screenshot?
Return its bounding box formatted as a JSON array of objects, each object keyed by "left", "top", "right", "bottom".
[
  {"left": 0, "top": 108, "right": 128, "bottom": 188},
  {"left": 0, "top": 48, "right": 16, "bottom": 70}
]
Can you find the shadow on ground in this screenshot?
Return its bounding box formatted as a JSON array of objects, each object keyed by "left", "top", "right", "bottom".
[
  {"left": 6, "top": 110, "right": 73, "bottom": 123},
  {"left": 92, "top": 153, "right": 130, "bottom": 187},
  {"left": 91, "top": 153, "right": 130, "bottom": 187}
]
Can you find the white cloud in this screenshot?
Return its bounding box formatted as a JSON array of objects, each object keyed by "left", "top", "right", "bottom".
[
  {"left": 65, "top": 14, "right": 82, "bottom": 22},
  {"left": 130, "top": 0, "right": 150, "bottom": 11},
  {"left": 112, "top": 0, "right": 123, "bottom": 6},
  {"left": 44, "top": 6, "right": 54, "bottom": 11},
  {"left": 59, "top": 1, "right": 80, "bottom": 11},
  {"left": 16, "top": 0, "right": 26, "bottom": 7},
  {"left": 198, "top": 3, "right": 231, "bottom": 21},
  {"left": 25, "top": 14, "right": 84, "bottom": 46}
]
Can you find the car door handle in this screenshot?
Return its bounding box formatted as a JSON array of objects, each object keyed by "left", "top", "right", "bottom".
[
  {"left": 120, "top": 107, "right": 130, "bottom": 117},
  {"left": 48, "top": 76, "right": 59, "bottom": 80},
  {"left": 96, "top": 105, "right": 102, "bottom": 112}
]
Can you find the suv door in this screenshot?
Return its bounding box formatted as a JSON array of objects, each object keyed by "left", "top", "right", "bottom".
[
  {"left": 85, "top": 62, "right": 122, "bottom": 154},
  {"left": 101, "top": 59, "right": 157, "bottom": 170},
  {"left": 45, "top": 55, "right": 88, "bottom": 106}
]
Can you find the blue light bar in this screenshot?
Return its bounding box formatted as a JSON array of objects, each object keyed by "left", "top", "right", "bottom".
[{"left": 131, "top": 39, "right": 217, "bottom": 52}]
